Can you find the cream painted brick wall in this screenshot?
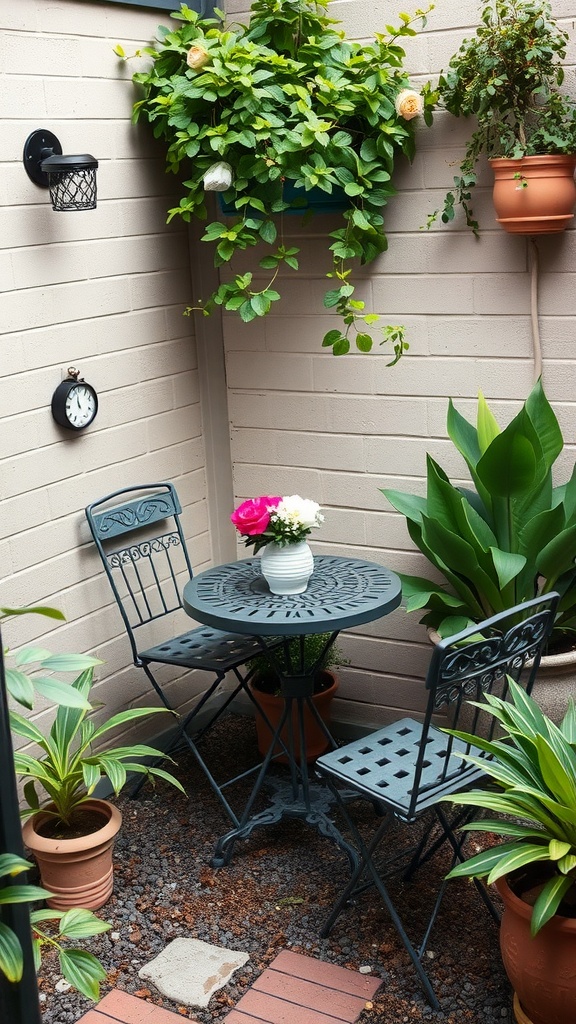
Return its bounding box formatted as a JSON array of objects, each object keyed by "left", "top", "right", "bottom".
[
  {"left": 1, "top": 3, "right": 210, "bottom": 749},
  {"left": 221, "top": 0, "right": 576, "bottom": 726}
]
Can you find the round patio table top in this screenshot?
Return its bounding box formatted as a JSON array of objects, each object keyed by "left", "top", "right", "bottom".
[{"left": 183, "top": 554, "right": 402, "bottom": 636}]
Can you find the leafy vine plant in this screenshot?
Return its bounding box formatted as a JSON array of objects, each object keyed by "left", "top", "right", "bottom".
[
  {"left": 117, "top": 0, "right": 434, "bottom": 358},
  {"left": 425, "top": 0, "right": 576, "bottom": 234}
]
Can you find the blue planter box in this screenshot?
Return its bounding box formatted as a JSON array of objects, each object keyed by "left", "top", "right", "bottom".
[{"left": 218, "top": 181, "right": 349, "bottom": 217}]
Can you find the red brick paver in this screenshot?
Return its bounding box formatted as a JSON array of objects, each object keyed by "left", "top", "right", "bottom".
[
  {"left": 76, "top": 989, "right": 199, "bottom": 1024},
  {"left": 76, "top": 951, "right": 382, "bottom": 1024},
  {"left": 226, "top": 950, "right": 381, "bottom": 1024}
]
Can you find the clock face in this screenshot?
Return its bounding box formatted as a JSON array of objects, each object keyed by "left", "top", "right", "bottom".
[{"left": 64, "top": 384, "right": 97, "bottom": 428}]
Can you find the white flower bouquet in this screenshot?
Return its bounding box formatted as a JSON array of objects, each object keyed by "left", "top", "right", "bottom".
[{"left": 231, "top": 494, "right": 324, "bottom": 554}]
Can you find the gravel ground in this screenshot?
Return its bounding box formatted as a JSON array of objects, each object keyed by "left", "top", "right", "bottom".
[{"left": 37, "top": 714, "right": 512, "bottom": 1024}]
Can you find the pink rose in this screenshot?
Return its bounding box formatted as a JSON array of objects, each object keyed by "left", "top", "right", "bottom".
[{"left": 231, "top": 496, "right": 281, "bottom": 536}]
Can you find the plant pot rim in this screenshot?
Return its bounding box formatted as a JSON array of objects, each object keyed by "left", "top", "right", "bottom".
[
  {"left": 489, "top": 154, "right": 576, "bottom": 167},
  {"left": 251, "top": 667, "right": 338, "bottom": 697},
  {"left": 496, "top": 873, "right": 576, "bottom": 933},
  {"left": 539, "top": 645, "right": 576, "bottom": 669},
  {"left": 23, "top": 798, "right": 122, "bottom": 854}
]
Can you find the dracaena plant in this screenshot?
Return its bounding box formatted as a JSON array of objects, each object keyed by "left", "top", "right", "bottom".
[
  {"left": 10, "top": 666, "right": 185, "bottom": 827},
  {"left": 3, "top": 605, "right": 184, "bottom": 826},
  {"left": 382, "top": 379, "right": 576, "bottom": 647},
  {"left": 443, "top": 679, "right": 576, "bottom": 936},
  {"left": 1, "top": 604, "right": 99, "bottom": 710},
  {"left": 117, "top": 0, "right": 434, "bottom": 358},
  {"left": 427, "top": 0, "right": 576, "bottom": 232},
  {"left": 0, "top": 853, "right": 109, "bottom": 999}
]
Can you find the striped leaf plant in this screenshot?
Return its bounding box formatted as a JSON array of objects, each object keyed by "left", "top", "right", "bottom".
[
  {"left": 10, "top": 667, "right": 185, "bottom": 828},
  {"left": 443, "top": 679, "right": 576, "bottom": 935}
]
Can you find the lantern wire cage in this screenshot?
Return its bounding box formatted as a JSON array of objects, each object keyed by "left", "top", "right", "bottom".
[
  {"left": 23, "top": 129, "right": 98, "bottom": 212},
  {"left": 46, "top": 166, "right": 97, "bottom": 211}
]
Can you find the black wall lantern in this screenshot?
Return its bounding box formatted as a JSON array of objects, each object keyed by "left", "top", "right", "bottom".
[{"left": 23, "top": 129, "right": 98, "bottom": 211}]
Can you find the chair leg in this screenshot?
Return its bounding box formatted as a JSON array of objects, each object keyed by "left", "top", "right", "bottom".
[
  {"left": 318, "top": 784, "right": 441, "bottom": 1010},
  {"left": 134, "top": 664, "right": 245, "bottom": 826},
  {"left": 434, "top": 805, "right": 501, "bottom": 925}
]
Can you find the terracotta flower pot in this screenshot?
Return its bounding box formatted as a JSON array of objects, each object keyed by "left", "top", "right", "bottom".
[
  {"left": 496, "top": 874, "right": 576, "bottom": 1024},
  {"left": 22, "top": 798, "right": 122, "bottom": 910},
  {"left": 252, "top": 669, "right": 339, "bottom": 763},
  {"left": 490, "top": 154, "right": 576, "bottom": 234}
]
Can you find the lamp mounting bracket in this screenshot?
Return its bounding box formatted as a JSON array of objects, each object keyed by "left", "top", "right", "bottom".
[{"left": 23, "top": 129, "right": 63, "bottom": 187}]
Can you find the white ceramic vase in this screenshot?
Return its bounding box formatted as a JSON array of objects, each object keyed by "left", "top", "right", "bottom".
[{"left": 260, "top": 540, "right": 314, "bottom": 595}]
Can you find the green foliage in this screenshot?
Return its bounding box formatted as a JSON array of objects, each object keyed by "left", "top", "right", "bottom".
[
  {"left": 382, "top": 379, "right": 576, "bottom": 646},
  {"left": 123, "top": 0, "right": 433, "bottom": 357},
  {"left": 249, "top": 632, "right": 347, "bottom": 692},
  {"left": 427, "top": 0, "right": 576, "bottom": 230},
  {"left": 10, "top": 666, "right": 185, "bottom": 826},
  {"left": 3, "top": 605, "right": 185, "bottom": 827},
  {"left": 443, "top": 680, "right": 576, "bottom": 936},
  {"left": 1, "top": 605, "right": 99, "bottom": 711},
  {"left": 0, "top": 851, "right": 109, "bottom": 998}
]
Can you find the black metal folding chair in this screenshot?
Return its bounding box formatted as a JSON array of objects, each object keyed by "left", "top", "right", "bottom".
[
  {"left": 85, "top": 482, "right": 281, "bottom": 825},
  {"left": 316, "top": 594, "right": 559, "bottom": 1009}
]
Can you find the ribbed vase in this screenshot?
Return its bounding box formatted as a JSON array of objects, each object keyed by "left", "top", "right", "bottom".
[{"left": 260, "top": 540, "right": 314, "bottom": 595}]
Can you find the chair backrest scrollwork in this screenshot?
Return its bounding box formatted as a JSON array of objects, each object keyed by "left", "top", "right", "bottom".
[{"left": 85, "top": 483, "right": 194, "bottom": 663}]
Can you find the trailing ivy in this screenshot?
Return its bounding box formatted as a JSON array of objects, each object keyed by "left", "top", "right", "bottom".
[{"left": 118, "top": 0, "right": 433, "bottom": 358}]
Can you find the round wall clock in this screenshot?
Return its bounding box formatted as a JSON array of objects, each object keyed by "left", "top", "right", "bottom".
[{"left": 51, "top": 367, "right": 98, "bottom": 431}]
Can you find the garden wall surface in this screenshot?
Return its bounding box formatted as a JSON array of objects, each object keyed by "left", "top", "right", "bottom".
[
  {"left": 0, "top": 0, "right": 212, "bottom": 747},
  {"left": 1, "top": 0, "right": 576, "bottom": 748},
  {"left": 221, "top": 0, "right": 576, "bottom": 729}
]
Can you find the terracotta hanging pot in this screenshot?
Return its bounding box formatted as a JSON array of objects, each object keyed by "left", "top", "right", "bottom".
[
  {"left": 496, "top": 874, "right": 576, "bottom": 1024},
  {"left": 23, "top": 798, "right": 122, "bottom": 910},
  {"left": 490, "top": 154, "right": 576, "bottom": 234},
  {"left": 252, "top": 669, "right": 339, "bottom": 763}
]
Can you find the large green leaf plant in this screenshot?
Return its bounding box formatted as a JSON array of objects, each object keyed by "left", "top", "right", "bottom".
[
  {"left": 117, "top": 0, "right": 435, "bottom": 357},
  {"left": 382, "top": 379, "right": 576, "bottom": 646},
  {"left": 444, "top": 679, "right": 576, "bottom": 935},
  {"left": 0, "top": 853, "right": 109, "bottom": 999}
]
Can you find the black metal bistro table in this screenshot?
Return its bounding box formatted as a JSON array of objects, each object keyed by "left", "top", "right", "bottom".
[{"left": 183, "top": 554, "right": 402, "bottom": 867}]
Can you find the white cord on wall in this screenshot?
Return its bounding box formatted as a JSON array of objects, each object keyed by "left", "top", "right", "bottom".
[{"left": 529, "top": 238, "right": 542, "bottom": 382}]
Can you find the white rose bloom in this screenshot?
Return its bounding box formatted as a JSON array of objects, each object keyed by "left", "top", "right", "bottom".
[
  {"left": 203, "top": 162, "right": 233, "bottom": 192},
  {"left": 394, "top": 88, "right": 423, "bottom": 121},
  {"left": 275, "top": 495, "right": 323, "bottom": 529}
]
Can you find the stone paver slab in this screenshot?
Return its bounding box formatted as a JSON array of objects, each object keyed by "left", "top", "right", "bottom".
[{"left": 139, "top": 937, "right": 249, "bottom": 1008}]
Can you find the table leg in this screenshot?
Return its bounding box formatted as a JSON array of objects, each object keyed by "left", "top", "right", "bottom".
[{"left": 210, "top": 686, "right": 359, "bottom": 871}]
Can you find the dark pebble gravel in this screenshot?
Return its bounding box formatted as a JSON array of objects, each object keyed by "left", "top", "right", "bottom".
[{"left": 37, "top": 714, "right": 512, "bottom": 1024}]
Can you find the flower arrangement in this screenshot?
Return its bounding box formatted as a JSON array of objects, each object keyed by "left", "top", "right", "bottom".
[
  {"left": 231, "top": 494, "right": 324, "bottom": 553},
  {"left": 117, "top": 0, "right": 434, "bottom": 357}
]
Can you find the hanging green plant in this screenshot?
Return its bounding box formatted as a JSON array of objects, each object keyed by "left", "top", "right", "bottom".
[
  {"left": 425, "top": 0, "right": 576, "bottom": 233},
  {"left": 116, "top": 0, "right": 434, "bottom": 357}
]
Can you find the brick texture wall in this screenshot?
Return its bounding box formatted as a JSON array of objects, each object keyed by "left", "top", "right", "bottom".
[
  {"left": 1, "top": 1, "right": 210, "bottom": 745},
  {"left": 222, "top": 0, "right": 576, "bottom": 729}
]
